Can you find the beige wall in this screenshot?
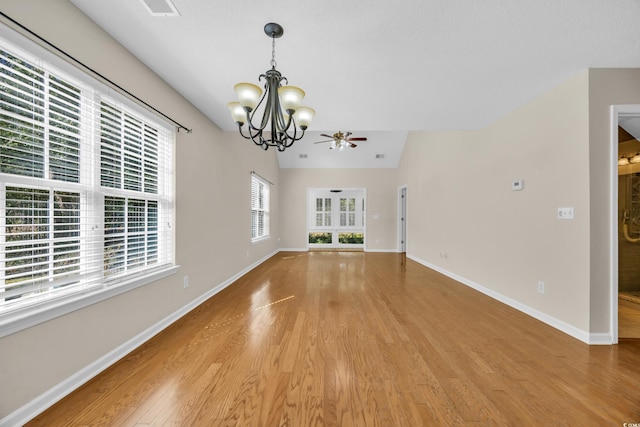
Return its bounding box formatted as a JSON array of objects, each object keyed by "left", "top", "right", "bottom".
[
  {"left": 279, "top": 169, "right": 398, "bottom": 250},
  {"left": 397, "top": 71, "right": 592, "bottom": 332},
  {"left": 0, "top": 0, "right": 280, "bottom": 418}
]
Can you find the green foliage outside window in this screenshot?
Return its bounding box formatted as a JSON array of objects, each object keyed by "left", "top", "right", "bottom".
[
  {"left": 338, "top": 233, "right": 364, "bottom": 244},
  {"left": 309, "top": 232, "right": 332, "bottom": 244}
]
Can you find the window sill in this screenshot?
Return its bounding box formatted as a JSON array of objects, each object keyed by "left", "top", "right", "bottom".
[
  {"left": 251, "top": 235, "right": 271, "bottom": 244},
  {"left": 0, "top": 265, "right": 179, "bottom": 339}
]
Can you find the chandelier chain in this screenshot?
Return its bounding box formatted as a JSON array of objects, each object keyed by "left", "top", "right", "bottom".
[{"left": 270, "top": 36, "right": 277, "bottom": 68}]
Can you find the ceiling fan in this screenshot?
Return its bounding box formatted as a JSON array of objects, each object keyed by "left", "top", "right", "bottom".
[{"left": 313, "top": 131, "right": 367, "bottom": 150}]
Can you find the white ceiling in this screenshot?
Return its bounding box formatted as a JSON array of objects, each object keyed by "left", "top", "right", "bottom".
[{"left": 69, "top": 0, "right": 640, "bottom": 168}]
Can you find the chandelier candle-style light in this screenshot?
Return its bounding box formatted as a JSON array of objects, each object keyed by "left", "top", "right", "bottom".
[{"left": 228, "top": 23, "right": 315, "bottom": 151}]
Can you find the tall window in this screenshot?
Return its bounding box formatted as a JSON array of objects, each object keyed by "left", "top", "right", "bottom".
[
  {"left": 307, "top": 189, "right": 365, "bottom": 247},
  {"left": 0, "top": 35, "right": 174, "bottom": 332},
  {"left": 251, "top": 174, "right": 269, "bottom": 241},
  {"left": 315, "top": 197, "right": 331, "bottom": 227},
  {"left": 340, "top": 197, "right": 356, "bottom": 227}
]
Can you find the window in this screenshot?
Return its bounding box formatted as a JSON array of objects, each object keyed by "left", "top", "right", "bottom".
[
  {"left": 315, "top": 197, "right": 331, "bottom": 227},
  {"left": 0, "top": 34, "right": 175, "bottom": 335},
  {"left": 251, "top": 174, "right": 269, "bottom": 241},
  {"left": 307, "top": 189, "right": 365, "bottom": 248},
  {"left": 340, "top": 197, "right": 356, "bottom": 227}
]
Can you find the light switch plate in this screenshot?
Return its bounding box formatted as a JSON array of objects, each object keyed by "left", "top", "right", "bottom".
[{"left": 558, "top": 207, "right": 574, "bottom": 219}]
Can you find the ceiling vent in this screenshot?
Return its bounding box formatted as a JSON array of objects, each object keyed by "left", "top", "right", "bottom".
[
  {"left": 139, "top": 0, "right": 181, "bottom": 16},
  {"left": 299, "top": 154, "right": 308, "bottom": 159},
  {"left": 375, "top": 154, "right": 385, "bottom": 159}
]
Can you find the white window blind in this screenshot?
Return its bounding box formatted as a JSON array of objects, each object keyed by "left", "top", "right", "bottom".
[
  {"left": 0, "top": 34, "right": 174, "bottom": 332},
  {"left": 315, "top": 197, "right": 331, "bottom": 227},
  {"left": 251, "top": 174, "right": 269, "bottom": 241},
  {"left": 340, "top": 197, "right": 356, "bottom": 227}
]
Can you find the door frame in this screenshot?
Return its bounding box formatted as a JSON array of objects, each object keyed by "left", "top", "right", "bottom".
[
  {"left": 398, "top": 185, "right": 407, "bottom": 253},
  {"left": 610, "top": 104, "right": 640, "bottom": 344}
]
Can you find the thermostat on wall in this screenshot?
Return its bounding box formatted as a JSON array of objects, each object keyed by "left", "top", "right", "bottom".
[{"left": 512, "top": 180, "right": 524, "bottom": 191}]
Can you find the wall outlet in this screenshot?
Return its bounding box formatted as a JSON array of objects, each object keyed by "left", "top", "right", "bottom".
[
  {"left": 512, "top": 180, "right": 524, "bottom": 191},
  {"left": 183, "top": 275, "right": 189, "bottom": 289},
  {"left": 537, "top": 280, "right": 545, "bottom": 294}
]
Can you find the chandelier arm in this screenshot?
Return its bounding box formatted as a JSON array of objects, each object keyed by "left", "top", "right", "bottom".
[
  {"left": 236, "top": 123, "right": 252, "bottom": 140},
  {"left": 244, "top": 77, "right": 270, "bottom": 133},
  {"left": 281, "top": 117, "right": 306, "bottom": 146}
]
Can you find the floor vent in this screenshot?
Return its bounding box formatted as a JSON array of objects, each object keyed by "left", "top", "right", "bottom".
[{"left": 139, "top": 0, "right": 181, "bottom": 16}]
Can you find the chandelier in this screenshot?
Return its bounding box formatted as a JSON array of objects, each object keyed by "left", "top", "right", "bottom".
[{"left": 228, "top": 23, "right": 315, "bottom": 151}]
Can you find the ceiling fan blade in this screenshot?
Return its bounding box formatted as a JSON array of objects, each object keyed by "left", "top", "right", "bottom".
[
  {"left": 313, "top": 139, "right": 333, "bottom": 144},
  {"left": 347, "top": 137, "right": 367, "bottom": 141},
  {"left": 349, "top": 143, "right": 357, "bottom": 148},
  {"left": 320, "top": 134, "right": 335, "bottom": 139}
]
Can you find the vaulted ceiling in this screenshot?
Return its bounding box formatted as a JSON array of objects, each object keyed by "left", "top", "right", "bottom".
[{"left": 70, "top": 0, "right": 640, "bottom": 168}]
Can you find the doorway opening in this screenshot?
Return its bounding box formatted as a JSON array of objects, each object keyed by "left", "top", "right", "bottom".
[{"left": 613, "top": 105, "right": 640, "bottom": 341}]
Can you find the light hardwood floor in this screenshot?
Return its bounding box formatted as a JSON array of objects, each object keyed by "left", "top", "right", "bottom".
[
  {"left": 27, "top": 252, "right": 640, "bottom": 426},
  {"left": 619, "top": 297, "right": 640, "bottom": 338}
]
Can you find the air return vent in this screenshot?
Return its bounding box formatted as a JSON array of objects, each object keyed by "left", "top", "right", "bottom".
[{"left": 139, "top": 0, "right": 181, "bottom": 16}]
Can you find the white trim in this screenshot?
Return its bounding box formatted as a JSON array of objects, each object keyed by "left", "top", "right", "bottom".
[
  {"left": 279, "top": 247, "right": 309, "bottom": 252},
  {"left": 397, "top": 185, "right": 407, "bottom": 253},
  {"left": 406, "top": 254, "right": 603, "bottom": 345},
  {"left": 611, "top": 105, "right": 619, "bottom": 345},
  {"left": 250, "top": 235, "right": 271, "bottom": 244},
  {"left": 589, "top": 333, "right": 614, "bottom": 345},
  {"left": 364, "top": 248, "right": 397, "bottom": 253},
  {"left": 0, "top": 250, "right": 277, "bottom": 427},
  {"left": 251, "top": 174, "right": 270, "bottom": 242}
]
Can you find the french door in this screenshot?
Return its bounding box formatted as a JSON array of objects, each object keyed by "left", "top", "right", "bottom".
[{"left": 307, "top": 188, "right": 365, "bottom": 249}]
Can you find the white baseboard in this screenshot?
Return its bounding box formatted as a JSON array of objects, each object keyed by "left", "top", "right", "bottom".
[
  {"left": 280, "top": 248, "right": 401, "bottom": 253},
  {"left": 1, "top": 250, "right": 278, "bottom": 427},
  {"left": 588, "top": 333, "right": 614, "bottom": 345},
  {"left": 406, "top": 254, "right": 612, "bottom": 346}
]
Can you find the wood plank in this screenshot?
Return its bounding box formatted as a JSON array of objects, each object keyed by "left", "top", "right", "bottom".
[{"left": 25, "top": 252, "right": 640, "bottom": 426}]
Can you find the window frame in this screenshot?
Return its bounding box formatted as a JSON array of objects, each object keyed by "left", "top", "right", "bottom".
[
  {"left": 0, "top": 26, "right": 177, "bottom": 339},
  {"left": 307, "top": 188, "right": 366, "bottom": 249},
  {"left": 250, "top": 174, "right": 270, "bottom": 243}
]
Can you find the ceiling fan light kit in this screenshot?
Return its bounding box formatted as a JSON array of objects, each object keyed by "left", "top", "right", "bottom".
[
  {"left": 228, "top": 23, "right": 315, "bottom": 151},
  {"left": 314, "top": 131, "right": 367, "bottom": 150}
]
